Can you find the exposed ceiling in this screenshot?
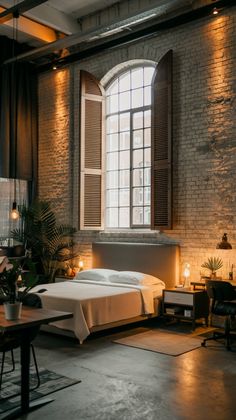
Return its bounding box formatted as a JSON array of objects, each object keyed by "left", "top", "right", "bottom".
[{"left": 0, "top": 0, "right": 234, "bottom": 69}]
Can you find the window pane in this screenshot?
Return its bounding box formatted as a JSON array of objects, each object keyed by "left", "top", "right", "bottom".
[
  {"left": 120, "top": 150, "right": 130, "bottom": 169},
  {"left": 119, "top": 91, "right": 130, "bottom": 111},
  {"left": 119, "top": 170, "right": 130, "bottom": 188},
  {"left": 132, "top": 88, "right": 143, "bottom": 108},
  {"left": 107, "top": 189, "right": 118, "bottom": 207},
  {"left": 133, "top": 207, "right": 143, "bottom": 225},
  {"left": 107, "top": 152, "right": 118, "bottom": 170},
  {"left": 107, "top": 134, "right": 118, "bottom": 152},
  {"left": 119, "top": 72, "right": 130, "bottom": 92},
  {"left": 144, "top": 110, "right": 151, "bottom": 128},
  {"left": 119, "top": 207, "right": 130, "bottom": 228},
  {"left": 107, "top": 171, "right": 118, "bottom": 188},
  {"left": 119, "top": 189, "right": 130, "bottom": 206},
  {"left": 144, "top": 187, "right": 150, "bottom": 205},
  {"left": 107, "top": 115, "right": 118, "bottom": 133},
  {"left": 131, "top": 68, "right": 143, "bottom": 89},
  {"left": 144, "top": 128, "right": 151, "bottom": 147},
  {"left": 133, "top": 112, "right": 143, "bottom": 130},
  {"left": 120, "top": 132, "right": 130, "bottom": 150},
  {"left": 144, "top": 86, "right": 151, "bottom": 106},
  {"left": 133, "top": 169, "right": 143, "bottom": 186},
  {"left": 144, "top": 148, "right": 151, "bottom": 167},
  {"left": 144, "top": 67, "right": 154, "bottom": 86},
  {"left": 110, "top": 94, "right": 119, "bottom": 113},
  {"left": 133, "top": 187, "right": 143, "bottom": 205},
  {"left": 106, "top": 208, "right": 118, "bottom": 228},
  {"left": 144, "top": 207, "right": 150, "bottom": 225},
  {"left": 144, "top": 168, "right": 151, "bottom": 186},
  {"left": 133, "top": 149, "right": 143, "bottom": 168},
  {"left": 120, "top": 113, "right": 130, "bottom": 132},
  {"left": 108, "top": 80, "right": 118, "bottom": 95},
  {"left": 133, "top": 130, "right": 143, "bottom": 149}
]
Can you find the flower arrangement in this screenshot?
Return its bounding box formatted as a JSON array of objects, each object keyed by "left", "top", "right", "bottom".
[{"left": 0, "top": 256, "right": 38, "bottom": 304}]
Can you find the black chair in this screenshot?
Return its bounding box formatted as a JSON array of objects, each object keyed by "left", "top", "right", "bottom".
[
  {"left": 0, "top": 293, "right": 42, "bottom": 393},
  {"left": 201, "top": 280, "right": 236, "bottom": 350}
]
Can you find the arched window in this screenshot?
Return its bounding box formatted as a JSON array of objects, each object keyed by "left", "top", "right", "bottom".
[
  {"left": 105, "top": 66, "right": 155, "bottom": 228},
  {"left": 79, "top": 50, "right": 173, "bottom": 231}
]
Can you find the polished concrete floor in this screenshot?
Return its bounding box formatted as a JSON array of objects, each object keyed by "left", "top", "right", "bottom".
[{"left": 10, "top": 320, "right": 236, "bottom": 419}]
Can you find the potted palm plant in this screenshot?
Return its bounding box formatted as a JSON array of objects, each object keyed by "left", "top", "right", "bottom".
[
  {"left": 0, "top": 256, "right": 38, "bottom": 320},
  {"left": 11, "top": 200, "right": 79, "bottom": 283},
  {"left": 201, "top": 257, "right": 223, "bottom": 279}
]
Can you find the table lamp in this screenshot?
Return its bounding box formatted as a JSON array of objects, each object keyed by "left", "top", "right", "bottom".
[{"left": 183, "top": 263, "right": 190, "bottom": 287}]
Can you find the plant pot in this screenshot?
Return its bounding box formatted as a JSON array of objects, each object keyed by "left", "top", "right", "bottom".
[{"left": 3, "top": 302, "right": 22, "bottom": 320}]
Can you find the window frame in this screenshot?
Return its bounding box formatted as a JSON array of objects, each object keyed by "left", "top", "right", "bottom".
[{"left": 105, "top": 64, "right": 155, "bottom": 230}]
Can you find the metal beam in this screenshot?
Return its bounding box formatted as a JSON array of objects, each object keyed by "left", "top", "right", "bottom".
[{"left": 3, "top": 0, "right": 235, "bottom": 67}]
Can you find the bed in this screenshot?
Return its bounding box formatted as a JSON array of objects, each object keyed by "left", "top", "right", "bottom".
[{"left": 32, "top": 242, "right": 179, "bottom": 343}]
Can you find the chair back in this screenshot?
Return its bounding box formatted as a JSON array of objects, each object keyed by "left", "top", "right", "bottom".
[{"left": 206, "top": 280, "right": 236, "bottom": 303}]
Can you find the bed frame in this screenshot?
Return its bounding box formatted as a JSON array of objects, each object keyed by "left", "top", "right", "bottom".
[
  {"left": 89, "top": 242, "right": 180, "bottom": 332},
  {"left": 92, "top": 242, "right": 179, "bottom": 289},
  {"left": 43, "top": 242, "right": 180, "bottom": 338}
]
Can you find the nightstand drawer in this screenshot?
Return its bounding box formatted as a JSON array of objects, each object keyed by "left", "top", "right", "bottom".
[{"left": 164, "top": 291, "right": 193, "bottom": 305}]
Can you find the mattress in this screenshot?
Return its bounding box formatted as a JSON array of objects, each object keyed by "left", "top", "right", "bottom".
[{"left": 32, "top": 280, "right": 164, "bottom": 343}]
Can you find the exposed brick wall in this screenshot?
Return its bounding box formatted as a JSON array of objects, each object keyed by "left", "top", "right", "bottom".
[{"left": 38, "top": 7, "right": 236, "bottom": 282}]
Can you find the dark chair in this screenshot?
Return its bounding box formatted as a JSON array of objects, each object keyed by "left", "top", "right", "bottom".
[
  {"left": 0, "top": 293, "right": 42, "bottom": 393},
  {"left": 201, "top": 280, "right": 236, "bottom": 350}
]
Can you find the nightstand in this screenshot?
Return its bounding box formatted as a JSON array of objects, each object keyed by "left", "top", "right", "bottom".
[{"left": 162, "top": 288, "right": 209, "bottom": 330}]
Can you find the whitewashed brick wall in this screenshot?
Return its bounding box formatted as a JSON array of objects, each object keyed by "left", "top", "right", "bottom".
[{"left": 38, "top": 7, "right": 236, "bottom": 282}]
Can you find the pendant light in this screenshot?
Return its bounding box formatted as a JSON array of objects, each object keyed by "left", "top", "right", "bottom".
[
  {"left": 216, "top": 233, "right": 232, "bottom": 249},
  {"left": 9, "top": 10, "right": 20, "bottom": 221}
]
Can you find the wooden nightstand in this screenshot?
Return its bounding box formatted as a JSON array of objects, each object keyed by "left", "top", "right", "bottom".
[{"left": 162, "top": 288, "right": 209, "bottom": 330}]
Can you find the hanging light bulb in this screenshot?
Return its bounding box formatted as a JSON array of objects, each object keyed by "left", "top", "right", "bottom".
[
  {"left": 213, "top": 7, "right": 219, "bottom": 15},
  {"left": 10, "top": 201, "right": 19, "bottom": 220}
]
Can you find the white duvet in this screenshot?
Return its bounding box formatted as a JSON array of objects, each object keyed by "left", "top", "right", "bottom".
[{"left": 32, "top": 280, "right": 164, "bottom": 343}]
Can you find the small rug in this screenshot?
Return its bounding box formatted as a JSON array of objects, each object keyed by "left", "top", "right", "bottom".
[
  {"left": 0, "top": 366, "right": 81, "bottom": 415},
  {"left": 113, "top": 329, "right": 203, "bottom": 356}
]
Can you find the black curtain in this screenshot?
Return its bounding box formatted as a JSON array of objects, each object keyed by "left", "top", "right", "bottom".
[{"left": 0, "top": 36, "right": 38, "bottom": 197}]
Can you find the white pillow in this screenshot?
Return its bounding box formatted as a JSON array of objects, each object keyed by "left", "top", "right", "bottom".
[
  {"left": 109, "top": 271, "right": 165, "bottom": 286},
  {"left": 75, "top": 268, "right": 118, "bottom": 282}
]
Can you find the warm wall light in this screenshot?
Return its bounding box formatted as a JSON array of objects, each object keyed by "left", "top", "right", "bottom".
[
  {"left": 10, "top": 201, "right": 19, "bottom": 220},
  {"left": 213, "top": 7, "right": 219, "bottom": 15},
  {"left": 216, "top": 233, "right": 232, "bottom": 249},
  {"left": 79, "top": 261, "right": 84, "bottom": 271},
  {"left": 183, "top": 263, "right": 190, "bottom": 287}
]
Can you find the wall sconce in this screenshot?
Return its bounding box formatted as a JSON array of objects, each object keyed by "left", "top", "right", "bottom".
[
  {"left": 79, "top": 261, "right": 84, "bottom": 271},
  {"left": 216, "top": 233, "right": 232, "bottom": 249},
  {"left": 183, "top": 263, "right": 190, "bottom": 287},
  {"left": 10, "top": 201, "right": 19, "bottom": 220},
  {"left": 212, "top": 7, "right": 219, "bottom": 15}
]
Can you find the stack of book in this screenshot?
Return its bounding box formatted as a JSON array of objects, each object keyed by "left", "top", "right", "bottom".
[{"left": 165, "top": 307, "right": 183, "bottom": 315}]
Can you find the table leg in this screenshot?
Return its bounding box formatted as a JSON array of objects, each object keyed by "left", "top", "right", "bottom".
[{"left": 1, "top": 330, "right": 53, "bottom": 420}]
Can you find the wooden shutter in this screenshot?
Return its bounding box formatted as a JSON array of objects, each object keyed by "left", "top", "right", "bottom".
[
  {"left": 80, "top": 71, "right": 105, "bottom": 230},
  {"left": 151, "top": 50, "right": 173, "bottom": 230}
]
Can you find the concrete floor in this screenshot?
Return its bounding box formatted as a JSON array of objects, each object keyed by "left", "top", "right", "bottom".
[{"left": 13, "top": 320, "right": 236, "bottom": 420}]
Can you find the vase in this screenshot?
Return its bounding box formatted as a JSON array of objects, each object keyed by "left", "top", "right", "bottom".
[{"left": 3, "top": 302, "right": 22, "bottom": 320}]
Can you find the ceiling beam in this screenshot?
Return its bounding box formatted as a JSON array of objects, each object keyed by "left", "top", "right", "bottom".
[
  {"left": 3, "top": 0, "right": 235, "bottom": 67},
  {"left": 0, "top": 0, "right": 48, "bottom": 23},
  {"left": 0, "top": 6, "right": 63, "bottom": 43}
]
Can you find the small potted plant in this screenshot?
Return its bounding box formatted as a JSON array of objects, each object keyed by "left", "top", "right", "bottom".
[
  {"left": 201, "top": 257, "right": 223, "bottom": 279},
  {"left": 0, "top": 256, "right": 38, "bottom": 320}
]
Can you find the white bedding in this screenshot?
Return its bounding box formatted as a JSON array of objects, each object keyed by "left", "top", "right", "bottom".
[{"left": 32, "top": 280, "right": 164, "bottom": 343}]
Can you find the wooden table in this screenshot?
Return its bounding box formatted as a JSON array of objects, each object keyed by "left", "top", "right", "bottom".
[{"left": 0, "top": 306, "right": 73, "bottom": 420}]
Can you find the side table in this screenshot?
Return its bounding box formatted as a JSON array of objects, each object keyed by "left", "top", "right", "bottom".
[{"left": 162, "top": 288, "right": 209, "bottom": 330}]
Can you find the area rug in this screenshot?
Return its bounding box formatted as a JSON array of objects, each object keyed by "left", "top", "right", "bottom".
[
  {"left": 113, "top": 329, "right": 203, "bottom": 356},
  {"left": 0, "top": 366, "right": 81, "bottom": 415}
]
